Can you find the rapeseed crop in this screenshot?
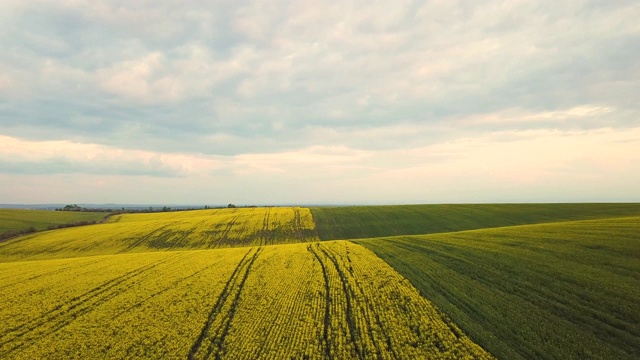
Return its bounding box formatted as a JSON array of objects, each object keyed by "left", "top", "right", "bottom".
[
  {"left": 0, "top": 241, "right": 492, "bottom": 359},
  {"left": 0, "top": 207, "right": 318, "bottom": 262}
]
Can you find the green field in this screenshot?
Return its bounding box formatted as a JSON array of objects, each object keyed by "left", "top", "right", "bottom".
[
  {"left": 311, "top": 203, "right": 640, "bottom": 240},
  {"left": 357, "top": 216, "right": 640, "bottom": 359},
  {"left": 0, "top": 209, "right": 106, "bottom": 233}
]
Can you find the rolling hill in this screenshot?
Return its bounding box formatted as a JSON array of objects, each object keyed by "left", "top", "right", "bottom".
[
  {"left": 0, "top": 241, "right": 491, "bottom": 359},
  {"left": 311, "top": 203, "right": 640, "bottom": 240},
  {"left": 357, "top": 216, "right": 640, "bottom": 359},
  {"left": 0, "top": 209, "right": 106, "bottom": 233},
  {"left": 1, "top": 204, "right": 638, "bottom": 359},
  {"left": 0, "top": 207, "right": 317, "bottom": 262}
]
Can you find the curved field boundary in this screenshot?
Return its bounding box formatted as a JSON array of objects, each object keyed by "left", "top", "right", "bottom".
[
  {"left": 0, "top": 209, "right": 106, "bottom": 233},
  {"left": 357, "top": 216, "right": 640, "bottom": 359},
  {"left": 310, "top": 203, "right": 640, "bottom": 240},
  {"left": 0, "top": 207, "right": 319, "bottom": 262}
]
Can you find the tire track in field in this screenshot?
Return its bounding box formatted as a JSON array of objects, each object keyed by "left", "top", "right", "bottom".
[
  {"left": 293, "top": 208, "right": 302, "bottom": 231},
  {"left": 117, "top": 255, "right": 235, "bottom": 357},
  {"left": 1, "top": 255, "right": 177, "bottom": 339},
  {"left": 207, "top": 247, "right": 262, "bottom": 359},
  {"left": 110, "top": 255, "right": 226, "bottom": 321},
  {"left": 149, "top": 219, "right": 208, "bottom": 249},
  {"left": 292, "top": 208, "right": 302, "bottom": 241},
  {"left": 343, "top": 247, "right": 396, "bottom": 360},
  {"left": 294, "top": 208, "right": 300, "bottom": 227},
  {"left": 188, "top": 247, "right": 262, "bottom": 360},
  {"left": 175, "top": 220, "right": 205, "bottom": 248},
  {"left": 307, "top": 244, "right": 333, "bottom": 360},
  {"left": 262, "top": 207, "right": 270, "bottom": 246},
  {"left": 0, "top": 254, "right": 183, "bottom": 357},
  {"left": 0, "top": 257, "right": 110, "bottom": 292},
  {"left": 318, "top": 245, "right": 366, "bottom": 360},
  {"left": 0, "top": 258, "right": 122, "bottom": 307},
  {"left": 235, "top": 221, "right": 252, "bottom": 247},
  {"left": 120, "top": 224, "right": 174, "bottom": 252},
  {"left": 216, "top": 215, "right": 241, "bottom": 247}
]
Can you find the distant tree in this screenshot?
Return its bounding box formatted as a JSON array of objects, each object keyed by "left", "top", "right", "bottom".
[
  {"left": 63, "top": 204, "right": 82, "bottom": 211},
  {"left": 227, "top": 203, "right": 236, "bottom": 208}
]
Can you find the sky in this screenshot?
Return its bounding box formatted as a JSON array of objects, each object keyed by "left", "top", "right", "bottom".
[{"left": 1, "top": 0, "right": 639, "bottom": 205}]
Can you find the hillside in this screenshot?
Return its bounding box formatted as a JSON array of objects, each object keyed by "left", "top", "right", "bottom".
[
  {"left": 0, "top": 207, "right": 317, "bottom": 262},
  {"left": 0, "top": 209, "right": 106, "bottom": 233},
  {"left": 0, "top": 241, "right": 492, "bottom": 359},
  {"left": 357, "top": 216, "right": 640, "bottom": 359},
  {"left": 1, "top": 203, "right": 637, "bottom": 359},
  {"left": 4, "top": 204, "right": 639, "bottom": 262},
  {"left": 311, "top": 203, "right": 640, "bottom": 240}
]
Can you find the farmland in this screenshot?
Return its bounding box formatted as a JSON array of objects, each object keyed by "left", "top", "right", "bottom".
[
  {"left": 0, "top": 209, "right": 106, "bottom": 233},
  {"left": 1, "top": 203, "right": 638, "bottom": 359},
  {"left": 357, "top": 216, "right": 640, "bottom": 359},
  {"left": 0, "top": 242, "right": 491, "bottom": 359},
  {"left": 4, "top": 203, "right": 639, "bottom": 262},
  {"left": 311, "top": 203, "right": 640, "bottom": 240},
  {"left": 0, "top": 207, "right": 317, "bottom": 262}
]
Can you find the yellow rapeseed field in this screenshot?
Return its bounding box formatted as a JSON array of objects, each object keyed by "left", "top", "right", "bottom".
[
  {"left": 0, "top": 207, "right": 318, "bottom": 262},
  {"left": 0, "top": 241, "right": 492, "bottom": 359}
]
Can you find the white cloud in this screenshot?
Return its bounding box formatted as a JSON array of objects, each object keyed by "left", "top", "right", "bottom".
[
  {"left": 0, "top": 74, "right": 13, "bottom": 93},
  {"left": 466, "top": 105, "right": 616, "bottom": 125},
  {"left": 0, "top": 135, "right": 221, "bottom": 176},
  {"left": 0, "top": 0, "right": 639, "bottom": 203},
  {"left": 1, "top": 125, "right": 639, "bottom": 203},
  {"left": 95, "top": 53, "right": 182, "bottom": 102}
]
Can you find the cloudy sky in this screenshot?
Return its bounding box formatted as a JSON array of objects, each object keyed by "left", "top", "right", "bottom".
[{"left": 1, "top": 0, "right": 639, "bottom": 205}]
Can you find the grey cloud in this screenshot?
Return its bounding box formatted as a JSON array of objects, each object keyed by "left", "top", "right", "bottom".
[
  {"left": 0, "top": 156, "right": 182, "bottom": 177},
  {"left": 0, "top": 0, "right": 638, "bottom": 157}
]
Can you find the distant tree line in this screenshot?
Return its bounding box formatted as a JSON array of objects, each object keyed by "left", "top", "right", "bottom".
[
  {"left": 56, "top": 204, "right": 112, "bottom": 212},
  {"left": 55, "top": 203, "right": 262, "bottom": 215},
  {"left": 56, "top": 204, "right": 185, "bottom": 213},
  {"left": 104, "top": 204, "right": 260, "bottom": 214}
]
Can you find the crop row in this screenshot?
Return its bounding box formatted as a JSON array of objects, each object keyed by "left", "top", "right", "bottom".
[
  {"left": 0, "top": 207, "right": 319, "bottom": 262},
  {"left": 358, "top": 216, "right": 640, "bottom": 359},
  {"left": 0, "top": 241, "right": 492, "bottom": 359},
  {"left": 310, "top": 203, "right": 640, "bottom": 240}
]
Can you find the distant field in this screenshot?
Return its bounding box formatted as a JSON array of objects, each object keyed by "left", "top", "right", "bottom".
[
  {"left": 311, "top": 203, "right": 640, "bottom": 240},
  {"left": 357, "top": 216, "right": 640, "bottom": 360},
  {"left": 0, "top": 241, "right": 491, "bottom": 359},
  {"left": 0, "top": 207, "right": 318, "bottom": 262},
  {"left": 0, "top": 209, "right": 106, "bottom": 233}
]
